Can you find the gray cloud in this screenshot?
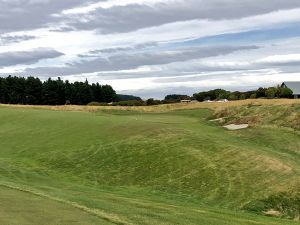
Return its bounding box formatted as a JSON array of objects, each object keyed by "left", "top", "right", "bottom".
[
  {"left": 0, "top": 0, "right": 299, "bottom": 34},
  {"left": 63, "top": 0, "right": 300, "bottom": 33},
  {"left": 257, "top": 60, "right": 300, "bottom": 67},
  {"left": 0, "top": 48, "right": 64, "bottom": 67},
  {"left": 151, "top": 70, "right": 270, "bottom": 84},
  {"left": 0, "top": 0, "right": 300, "bottom": 99},
  {"left": 0, "top": 0, "right": 100, "bottom": 33},
  {"left": 78, "top": 42, "right": 157, "bottom": 58},
  {"left": 0, "top": 34, "right": 36, "bottom": 44},
  {"left": 22, "top": 45, "right": 258, "bottom": 76}
]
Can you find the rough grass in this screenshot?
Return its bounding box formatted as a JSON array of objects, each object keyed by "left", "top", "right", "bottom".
[
  {"left": 212, "top": 102, "right": 300, "bottom": 219},
  {"left": 0, "top": 100, "right": 299, "bottom": 224},
  {"left": 244, "top": 190, "right": 300, "bottom": 220},
  {"left": 2, "top": 98, "right": 300, "bottom": 112},
  {"left": 214, "top": 103, "right": 300, "bottom": 130}
]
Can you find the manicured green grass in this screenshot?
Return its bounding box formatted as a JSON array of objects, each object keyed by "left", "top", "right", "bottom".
[
  {"left": 0, "top": 104, "right": 299, "bottom": 224},
  {"left": 0, "top": 186, "right": 109, "bottom": 225}
]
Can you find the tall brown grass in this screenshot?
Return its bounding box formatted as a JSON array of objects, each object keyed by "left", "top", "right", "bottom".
[{"left": 1, "top": 99, "right": 300, "bottom": 113}]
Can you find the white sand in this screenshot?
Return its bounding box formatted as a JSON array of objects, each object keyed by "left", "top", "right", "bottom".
[{"left": 223, "top": 124, "right": 249, "bottom": 130}]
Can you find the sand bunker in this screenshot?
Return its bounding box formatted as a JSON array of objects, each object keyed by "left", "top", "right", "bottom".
[
  {"left": 209, "top": 118, "right": 225, "bottom": 122},
  {"left": 224, "top": 124, "right": 249, "bottom": 130}
]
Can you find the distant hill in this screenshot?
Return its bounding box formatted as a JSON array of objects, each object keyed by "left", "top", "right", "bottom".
[
  {"left": 164, "top": 94, "right": 191, "bottom": 102},
  {"left": 117, "top": 94, "right": 142, "bottom": 101}
]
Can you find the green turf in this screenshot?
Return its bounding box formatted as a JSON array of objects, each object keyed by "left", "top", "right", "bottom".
[
  {"left": 0, "top": 105, "right": 299, "bottom": 224},
  {"left": 0, "top": 186, "right": 110, "bottom": 225}
]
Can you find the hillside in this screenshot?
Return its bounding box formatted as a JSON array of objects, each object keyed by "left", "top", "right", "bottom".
[{"left": 0, "top": 100, "right": 299, "bottom": 224}]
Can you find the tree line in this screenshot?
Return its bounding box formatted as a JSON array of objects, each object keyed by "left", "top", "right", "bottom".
[
  {"left": 0, "top": 76, "right": 294, "bottom": 106},
  {"left": 125, "top": 86, "right": 294, "bottom": 106},
  {"left": 0, "top": 76, "right": 117, "bottom": 105},
  {"left": 192, "top": 86, "right": 293, "bottom": 102}
]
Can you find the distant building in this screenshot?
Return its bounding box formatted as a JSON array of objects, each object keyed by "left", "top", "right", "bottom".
[
  {"left": 217, "top": 99, "right": 229, "bottom": 103},
  {"left": 281, "top": 82, "right": 300, "bottom": 99}
]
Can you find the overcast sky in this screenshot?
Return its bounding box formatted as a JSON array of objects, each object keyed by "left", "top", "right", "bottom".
[{"left": 1, "top": 0, "right": 300, "bottom": 98}]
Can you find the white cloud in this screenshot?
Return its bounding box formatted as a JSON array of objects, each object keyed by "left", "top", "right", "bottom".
[
  {"left": 62, "top": 0, "right": 175, "bottom": 15},
  {"left": 1, "top": 0, "right": 300, "bottom": 98},
  {"left": 258, "top": 54, "right": 300, "bottom": 64}
]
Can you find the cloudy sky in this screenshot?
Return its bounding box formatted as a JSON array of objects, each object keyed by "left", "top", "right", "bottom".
[{"left": 1, "top": 0, "right": 300, "bottom": 98}]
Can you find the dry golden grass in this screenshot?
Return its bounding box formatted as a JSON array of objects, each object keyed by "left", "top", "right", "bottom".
[{"left": 1, "top": 99, "right": 300, "bottom": 113}]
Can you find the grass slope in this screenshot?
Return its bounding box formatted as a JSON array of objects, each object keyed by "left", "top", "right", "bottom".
[
  {"left": 0, "top": 186, "right": 109, "bottom": 225},
  {"left": 0, "top": 101, "right": 299, "bottom": 224}
]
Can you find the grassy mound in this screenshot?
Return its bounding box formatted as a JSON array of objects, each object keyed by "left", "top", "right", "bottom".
[
  {"left": 243, "top": 191, "right": 300, "bottom": 220},
  {"left": 0, "top": 101, "right": 299, "bottom": 224},
  {"left": 215, "top": 103, "right": 300, "bottom": 130}
]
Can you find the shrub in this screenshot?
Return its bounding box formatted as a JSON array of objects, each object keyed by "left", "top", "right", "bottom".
[
  {"left": 87, "top": 102, "right": 108, "bottom": 106},
  {"left": 146, "top": 98, "right": 161, "bottom": 106},
  {"left": 243, "top": 191, "right": 300, "bottom": 220},
  {"left": 265, "top": 87, "right": 277, "bottom": 99},
  {"left": 112, "top": 100, "right": 146, "bottom": 106},
  {"left": 279, "top": 88, "right": 293, "bottom": 98}
]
